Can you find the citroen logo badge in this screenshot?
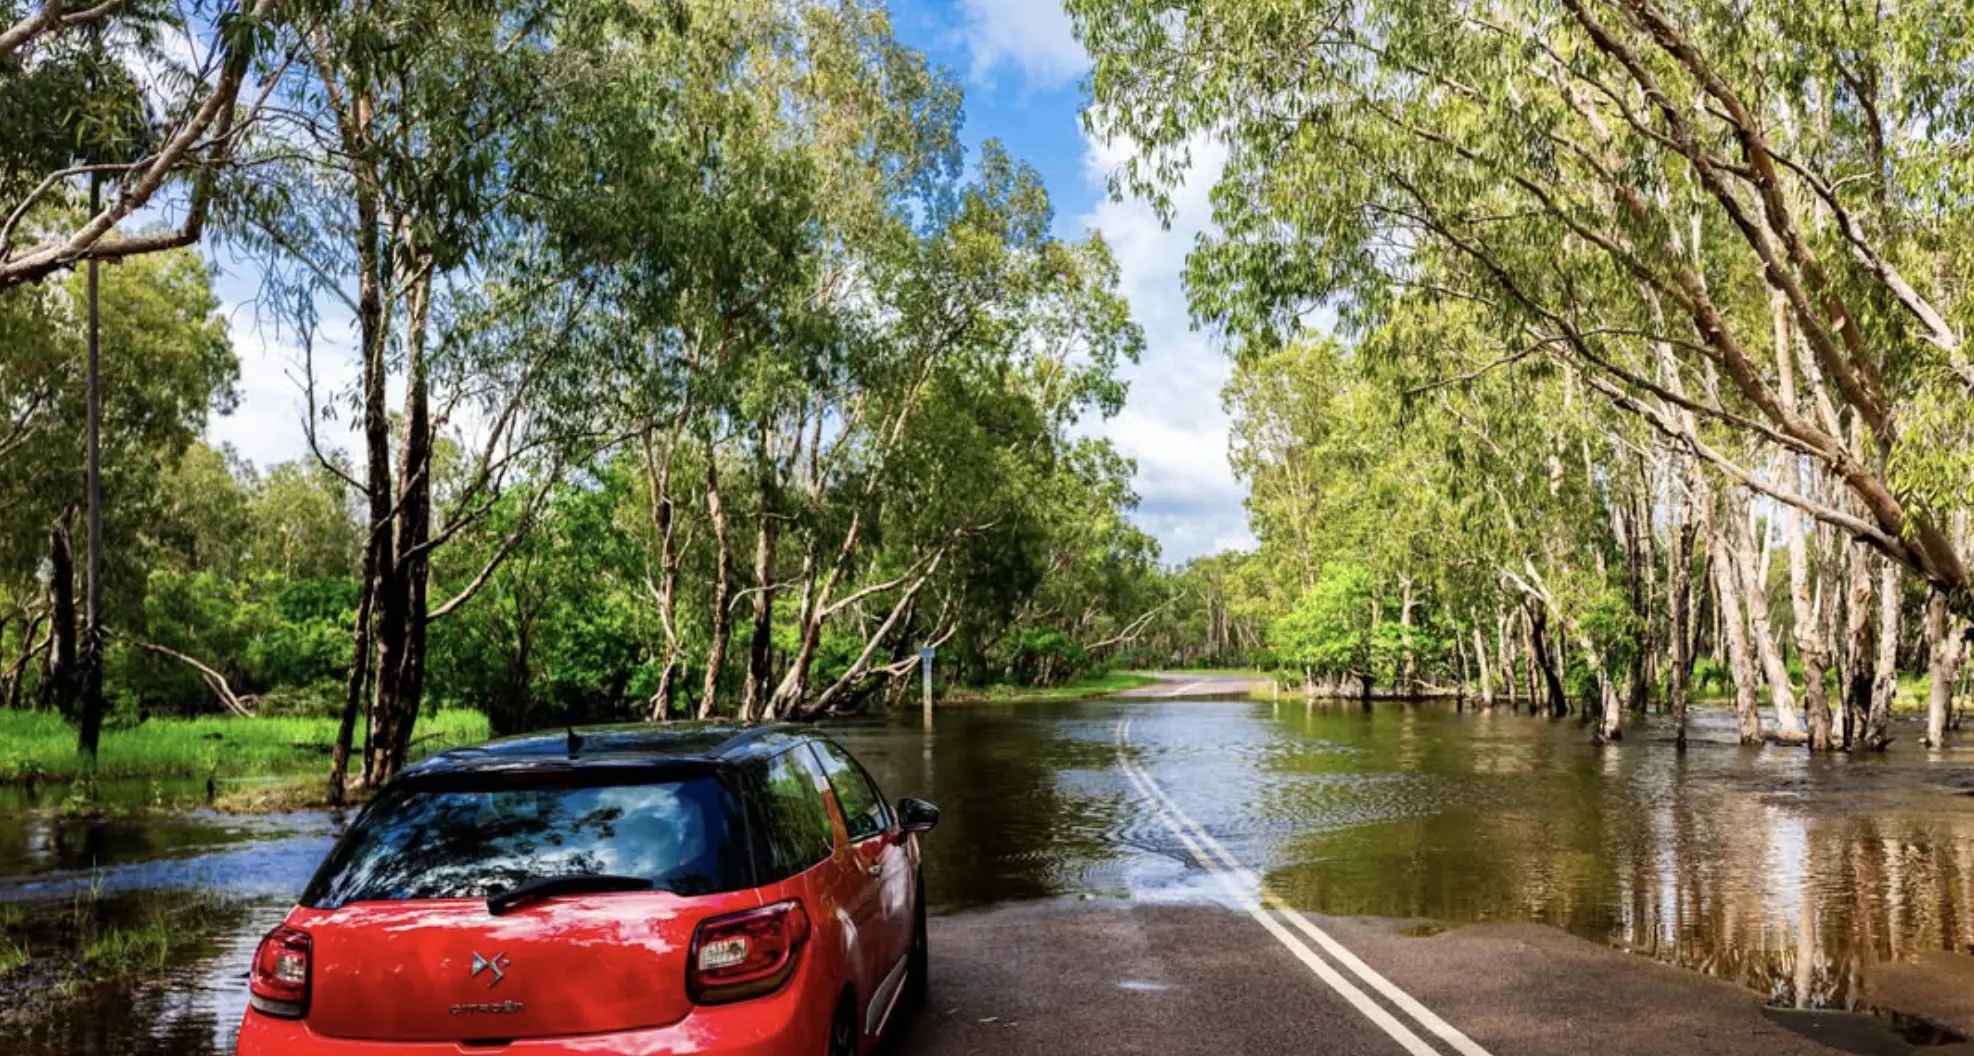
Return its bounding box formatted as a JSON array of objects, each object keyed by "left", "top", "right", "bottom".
[{"left": 470, "top": 952, "right": 511, "bottom": 988}]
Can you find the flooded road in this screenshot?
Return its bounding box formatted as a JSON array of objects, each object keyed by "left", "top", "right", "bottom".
[{"left": 4, "top": 693, "right": 1973, "bottom": 1054}]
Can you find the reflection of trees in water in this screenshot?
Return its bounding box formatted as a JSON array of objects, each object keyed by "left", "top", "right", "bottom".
[
  {"left": 1249, "top": 704, "right": 1974, "bottom": 1010},
  {"left": 1633, "top": 802, "right": 1974, "bottom": 1008},
  {"left": 0, "top": 793, "right": 259, "bottom": 879},
  {"left": 829, "top": 709, "right": 1127, "bottom": 907}
]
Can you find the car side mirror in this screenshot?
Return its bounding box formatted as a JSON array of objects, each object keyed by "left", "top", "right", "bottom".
[{"left": 897, "top": 797, "right": 940, "bottom": 835}]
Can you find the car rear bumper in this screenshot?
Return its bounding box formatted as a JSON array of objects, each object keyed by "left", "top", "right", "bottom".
[{"left": 236, "top": 973, "right": 827, "bottom": 1056}]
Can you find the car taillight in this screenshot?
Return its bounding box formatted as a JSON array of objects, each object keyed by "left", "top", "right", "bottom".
[
  {"left": 687, "top": 900, "right": 811, "bottom": 1005},
  {"left": 248, "top": 924, "right": 312, "bottom": 1018}
]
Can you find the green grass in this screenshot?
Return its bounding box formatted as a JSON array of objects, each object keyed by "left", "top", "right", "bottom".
[
  {"left": 947, "top": 671, "right": 1161, "bottom": 703},
  {"left": 0, "top": 708, "right": 489, "bottom": 785}
]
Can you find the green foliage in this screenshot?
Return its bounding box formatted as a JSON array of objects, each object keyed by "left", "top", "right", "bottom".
[
  {"left": 1, "top": 0, "right": 1166, "bottom": 757},
  {"left": 1071, "top": 0, "right": 1974, "bottom": 641},
  {"left": 991, "top": 628, "right": 1093, "bottom": 688},
  {"left": 1270, "top": 564, "right": 1379, "bottom": 682}
]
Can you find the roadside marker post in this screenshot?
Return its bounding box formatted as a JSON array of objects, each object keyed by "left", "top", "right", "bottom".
[{"left": 918, "top": 646, "right": 937, "bottom": 731}]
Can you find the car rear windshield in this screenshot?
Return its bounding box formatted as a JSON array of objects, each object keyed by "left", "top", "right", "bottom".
[{"left": 302, "top": 774, "right": 753, "bottom": 909}]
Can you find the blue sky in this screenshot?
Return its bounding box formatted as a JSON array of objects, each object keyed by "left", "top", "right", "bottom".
[{"left": 204, "top": 0, "right": 1252, "bottom": 565}]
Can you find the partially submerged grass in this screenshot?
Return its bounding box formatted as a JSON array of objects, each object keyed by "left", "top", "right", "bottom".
[
  {"left": 80, "top": 918, "right": 172, "bottom": 975},
  {"left": 0, "top": 906, "right": 29, "bottom": 979},
  {"left": 0, "top": 881, "right": 244, "bottom": 1009},
  {"left": 0, "top": 938, "right": 26, "bottom": 978},
  {"left": 0, "top": 708, "right": 489, "bottom": 785},
  {"left": 947, "top": 671, "right": 1162, "bottom": 704}
]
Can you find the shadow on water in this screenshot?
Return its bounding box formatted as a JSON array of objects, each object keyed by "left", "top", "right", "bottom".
[{"left": 2, "top": 695, "right": 1972, "bottom": 1054}]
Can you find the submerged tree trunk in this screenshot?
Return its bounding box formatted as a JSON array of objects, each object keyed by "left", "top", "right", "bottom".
[
  {"left": 1597, "top": 673, "right": 1624, "bottom": 743},
  {"left": 1523, "top": 609, "right": 1541, "bottom": 711},
  {"left": 1783, "top": 479, "right": 1836, "bottom": 751},
  {"left": 1528, "top": 603, "right": 1568, "bottom": 717},
  {"left": 1730, "top": 503, "right": 1803, "bottom": 742},
  {"left": 1622, "top": 488, "right": 1651, "bottom": 712},
  {"left": 1711, "top": 517, "right": 1764, "bottom": 745},
  {"left": 1863, "top": 557, "right": 1901, "bottom": 750},
  {"left": 1842, "top": 541, "right": 1875, "bottom": 749},
  {"left": 1668, "top": 497, "right": 1699, "bottom": 751},
  {"left": 1399, "top": 575, "right": 1417, "bottom": 692},
  {"left": 1495, "top": 607, "right": 1513, "bottom": 706},
  {"left": 1923, "top": 587, "right": 1958, "bottom": 748}
]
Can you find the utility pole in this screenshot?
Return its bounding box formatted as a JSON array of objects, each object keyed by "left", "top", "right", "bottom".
[{"left": 78, "top": 172, "right": 106, "bottom": 761}]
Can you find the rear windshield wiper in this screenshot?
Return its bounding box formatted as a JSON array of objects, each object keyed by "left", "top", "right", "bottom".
[{"left": 487, "top": 873, "right": 653, "bottom": 916}]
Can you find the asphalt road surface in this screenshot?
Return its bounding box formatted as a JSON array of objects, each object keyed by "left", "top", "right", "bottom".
[{"left": 883, "top": 674, "right": 1953, "bottom": 1056}]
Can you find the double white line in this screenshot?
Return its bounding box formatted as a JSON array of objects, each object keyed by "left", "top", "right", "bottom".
[{"left": 1113, "top": 719, "right": 1492, "bottom": 1056}]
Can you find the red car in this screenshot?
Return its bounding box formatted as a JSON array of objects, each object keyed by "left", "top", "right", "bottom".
[{"left": 237, "top": 724, "right": 938, "bottom": 1055}]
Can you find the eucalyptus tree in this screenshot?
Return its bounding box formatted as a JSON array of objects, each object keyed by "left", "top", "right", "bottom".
[
  {"left": 986, "top": 440, "right": 1162, "bottom": 673},
  {"left": 1, "top": 0, "right": 277, "bottom": 289},
  {"left": 760, "top": 146, "right": 1141, "bottom": 719},
  {"left": 1073, "top": 0, "right": 1974, "bottom": 747},
  {"left": 229, "top": 0, "right": 635, "bottom": 797}
]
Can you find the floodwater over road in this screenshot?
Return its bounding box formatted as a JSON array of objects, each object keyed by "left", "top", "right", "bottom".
[{"left": 3, "top": 694, "right": 1973, "bottom": 1054}]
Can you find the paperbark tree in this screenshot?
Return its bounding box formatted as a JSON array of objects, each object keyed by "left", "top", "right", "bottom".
[{"left": 1072, "top": 0, "right": 1974, "bottom": 623}]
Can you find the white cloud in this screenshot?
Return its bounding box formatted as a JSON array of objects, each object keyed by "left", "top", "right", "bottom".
[
  {"left": 956, "top": 0, "right": 1089, "bottom": 90},
  {"left": 204, "top": 264, "right": 364, "bottom": 471},
  {"left": 1076, "top": 135, "right": 1254, "bottom": 565}
]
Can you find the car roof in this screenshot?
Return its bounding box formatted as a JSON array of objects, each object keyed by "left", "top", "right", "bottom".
[{"left": 396, "top": 721, "right": 817, "bottom": 782}]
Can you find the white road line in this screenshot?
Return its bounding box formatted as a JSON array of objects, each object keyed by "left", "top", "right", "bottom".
[
  {"left": 1161, "top": 680, "right": 1213, "bottom": 698},
  {"left": 1115, "top": 719, "right": 1495, "bottom": 1056},
  {"left": 1111, "top": 723, "right": 1443, "bottom": 1056}
]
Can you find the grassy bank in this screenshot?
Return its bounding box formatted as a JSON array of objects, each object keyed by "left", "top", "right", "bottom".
[
  {"left": 0, "top": 709, "right": 489, "bottom": 785},
  {"left": 947, "top": 671, "right": 1161, "bottom": 704}
]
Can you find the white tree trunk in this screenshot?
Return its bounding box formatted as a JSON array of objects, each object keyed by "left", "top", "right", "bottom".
[
  {"left": 1731, "top": 499, "right": 1803, "bottom": 741},
  {"left": 1923, "top": 588, "right": 1957, "bottom": 748},
  {"left": 1712, "top": 517, "right": 1765, "bottom": 745},
  {"left": 1866, "top": 557, "right": 1901, "bottom": 749}
]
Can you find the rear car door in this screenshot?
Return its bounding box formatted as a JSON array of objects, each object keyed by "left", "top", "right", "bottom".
[
  {"left": 808, "top": 738, "right": 913, "bottom": 1032},
  {"left": 743, "top": 746, "right": 882, "bottom": 1027}
]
